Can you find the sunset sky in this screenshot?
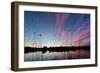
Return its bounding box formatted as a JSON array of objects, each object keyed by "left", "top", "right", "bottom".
[{"left": 24, "top": 11, "right": 90, "bottom": 47}]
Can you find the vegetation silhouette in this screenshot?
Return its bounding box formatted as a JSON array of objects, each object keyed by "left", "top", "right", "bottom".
[{"left": 24, "top": 46, "right": 90, "bottom": 53}]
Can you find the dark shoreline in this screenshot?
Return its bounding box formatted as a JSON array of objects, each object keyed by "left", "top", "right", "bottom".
[{"left": 24, "top": 46, "right": 90, "bottom": 53}]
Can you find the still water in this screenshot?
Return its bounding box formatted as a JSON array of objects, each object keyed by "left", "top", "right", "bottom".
[{"left": 24, "top": 50, "right": 90, "bottom": 61}]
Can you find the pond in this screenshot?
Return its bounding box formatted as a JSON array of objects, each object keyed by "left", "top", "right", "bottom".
[{"left": 24, "top": 49, "right": 90, "bottom": 61}]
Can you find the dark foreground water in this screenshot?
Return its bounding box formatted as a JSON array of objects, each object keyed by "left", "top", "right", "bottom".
[{"left": 24, "top": 49, "right": 90, "bottom": 61}]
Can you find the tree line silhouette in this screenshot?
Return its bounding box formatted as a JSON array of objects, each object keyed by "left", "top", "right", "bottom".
[{"left": 24, "top": 46, "right": 90, "bottom": 53}]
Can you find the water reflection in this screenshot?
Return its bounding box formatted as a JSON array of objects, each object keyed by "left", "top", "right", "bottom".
[{"left": 24, "top": 49, "right": 90, "bottom": 61}]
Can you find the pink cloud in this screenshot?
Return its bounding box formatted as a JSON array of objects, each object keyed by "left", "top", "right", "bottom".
[
  {"left": 73, "top": 31, "right": 90, "bottom": 46},
  {"left": 55, "top": 13, "right": 69, "bottom": 33},
  {"left": 79, "top": 32, "right": 90, "bottom": 39},
  {"left": 75, "top": 32, "right": 90, "bottom": 41}
]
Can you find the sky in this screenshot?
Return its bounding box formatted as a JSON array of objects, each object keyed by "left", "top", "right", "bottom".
[{"left": 24, "top": 11, "right": 90, "bottom": 47}]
